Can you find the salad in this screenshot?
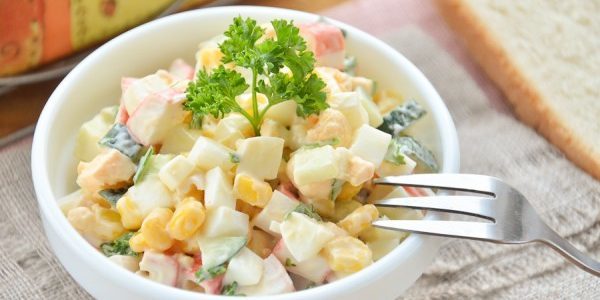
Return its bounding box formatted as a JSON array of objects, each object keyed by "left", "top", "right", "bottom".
[{"left": 60, "top": 17, "right": 438, "bottom": 296}]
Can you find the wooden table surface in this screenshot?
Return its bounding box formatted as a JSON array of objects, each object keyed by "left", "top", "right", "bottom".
[{"left": 0, "top": 0, "right": 347, "bottom": 138}]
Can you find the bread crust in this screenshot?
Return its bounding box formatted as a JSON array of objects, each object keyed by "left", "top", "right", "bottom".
[{"left": 436, "top": 0, "right": 600, "bottom": 180}]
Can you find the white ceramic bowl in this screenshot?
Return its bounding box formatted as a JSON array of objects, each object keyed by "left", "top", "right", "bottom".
[{"left": 32, "top": 6, "right": 459, "bottom": 300}]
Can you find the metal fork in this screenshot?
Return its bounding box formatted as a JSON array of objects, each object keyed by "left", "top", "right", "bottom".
[{"left": 372, "top": 173, "right": 600, "bottom": 277}]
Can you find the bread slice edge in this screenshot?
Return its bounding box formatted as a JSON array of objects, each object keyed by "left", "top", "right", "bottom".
[{"left": 436, "top": 0, "right": 600, "bottom": 180}]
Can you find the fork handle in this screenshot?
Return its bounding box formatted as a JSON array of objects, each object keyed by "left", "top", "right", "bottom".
[{"left": 540, "top": 226, "right": 600, "bottom": 277}]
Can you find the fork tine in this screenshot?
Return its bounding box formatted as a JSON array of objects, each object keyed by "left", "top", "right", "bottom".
[
  {"left": 374, "top": 174, "right": 499, "bottom": 196},
  {"left": 374, "top": 196, "right": 496, "bottom": 221},
  {"left": 372, "top": 219, "right": 502, "bottom": 241}
]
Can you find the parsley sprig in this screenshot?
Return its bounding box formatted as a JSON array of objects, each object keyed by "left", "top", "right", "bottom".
[{"left": 185, "top": 17, "right": 327, "bottom": 135}]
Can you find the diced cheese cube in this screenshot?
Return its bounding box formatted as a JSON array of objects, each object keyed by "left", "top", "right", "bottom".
[
  {"left": 122, "top": 71, "right": 174, "bottom": 115},
  {"left": 188, "top": 136, "right": 235, "bottom": 171},
  {"left": 279, "top": 212, "right": 335, "bottom": 262},
  {"left": 290, "top": 145, "right": 339, "bottom": 186},
  {"left": 204, "top": 167, "right": 235, "bottom": 210},
  {"left": 264, "top": 100, "right": 297, "bottom": 126},
  {"left": 223, "top": 247, "right": 265, "bottom": 286},
  {"left": 126, "top": 90, "right": 187, "bottom": 146},
  {"left": 237, "top": 137, "right": 284, "bottom": 180},
  {"left": 75, "top": 106, "right": 117, "bottom": 162},
  {"left": 358, "top": 89, "right": 384, "bottom": 127},
  {"left": 349, "top": 124, "right": 391, "bottom": 168},
  {"left": 329, "top": 92, "right": 369, "bottom": 130},
  {"left": 201, "top": 206, "right": 249, "bottom": 238},
  {"left": 237, "top": 255, "right": 295, "bottom": 296},
  {"left": 158, "top": 155, "right": 195, "bottom": 191},
  {"left": 260, "top": 119, "right": 292, "bottom": 147},
  {"left": 159, "top": 124, "right": 202, "bottom": 154},
  {"left": 253, "top": 190, "right": 299, "bottom": 235},
  {"left": 76, "top": 148, "right": 136, "bottom": 193}
]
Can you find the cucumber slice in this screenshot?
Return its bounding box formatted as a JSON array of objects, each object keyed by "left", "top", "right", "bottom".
[
  {"left": 99, "top": 123, "right": 143, "bottom": 160},
  {"left": 201, "top": 236, "right": 247, "bottom": 269}
]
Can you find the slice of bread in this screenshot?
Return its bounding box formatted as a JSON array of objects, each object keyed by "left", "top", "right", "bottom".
[{"left": 436, "top": 0, "right": 600, "bottom": 180}]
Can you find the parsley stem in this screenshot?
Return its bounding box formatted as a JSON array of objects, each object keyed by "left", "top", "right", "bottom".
[
  {"left": 251, "top": 68, "right": 259, "bottom": 128},
  {"left": 237, "top": 108, "right": 260, "bottom": 135}
]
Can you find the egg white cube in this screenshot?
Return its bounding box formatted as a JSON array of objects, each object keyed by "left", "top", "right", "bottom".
[
  {"left": 264, "top": 100, "right": 297, "bottom": 126},
  {"left": 214, "top": 114, "right": 253, "bottom": 149},
  {"left": 188, "top": 136, "right": 235, "bottom": 171},
  {"left": 272, "top": 239, "right": 331, "bottom": 283},
  {"left": 253, "top": 190, "right": 299, "bottom": 236},
  {"left": 358, "top": 89, "right": 384, "bottom": 127},
  {"left": 349, "top": 124, "right": 391, "bottom": 168},
  {"left": 376, "top": 155, "right": 417, "bottom": 177},
  {"left": 158, "top": 155, "right": 195, "bottom": 191},
  {"left": 159, "top": 124, "right": 202, "bottom": 154},
  {"left": 290, "top": 145, "right": 339, "bottom": 186},
  {"left": 237, "top": 137, "right": 284, "bottom": 180},
  {"left": 279, "top": 212, "right": 335, "bottom": 262},
  {"left": 127, "top": 175, "right": 175, "bottom": 218},
  {"left": 201, "top": 206, "right": 249, "bottom": 238},
  {"left": 329, "top": 92, "right": 369, "bottom": 130},
  {"left": 204, "top": 167, "right": 235, "bottom": 210},
  {"left": 237, "top": 255, "right": 295, "bottom": 296},
  {"left": 223, "top": 247, "right": 265, "bottom": 286}
]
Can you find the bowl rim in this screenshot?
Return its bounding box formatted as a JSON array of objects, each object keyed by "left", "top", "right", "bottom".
[{"left": 31, "top": 5, "right": 459, "bottom": 299}]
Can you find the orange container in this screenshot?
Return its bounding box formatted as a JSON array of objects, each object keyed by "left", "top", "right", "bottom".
[{"left": 0, "top": 0, "right": 210, "bottom": 76}]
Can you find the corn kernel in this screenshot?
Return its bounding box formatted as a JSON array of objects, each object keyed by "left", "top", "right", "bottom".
[
  {"left": 139, "top": 208, "right": 174, "bottom": 252},
  {"left": 116, "top": 195, "right": 144, "bottom": 230},
  {"left": 322, "top": 236, "right": 372, "bottom": 273},
  {"left": 233, "top": 173, "right": 273, "bottom": 208},
  {"left": 336, "top": 182, "right": 362, "bottom": 202},
  {"left": 129, "top": 233, "right": 148, "bottom": 253},
  {"left": 167, "top": 198, "right": 206, "bottom": 240},
  {"left": 337, "top": 204, "right": 379, "bottom": 236}
]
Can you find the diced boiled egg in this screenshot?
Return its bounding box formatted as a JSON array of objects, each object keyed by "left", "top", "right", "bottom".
[
  {"left": 204, "top": 167, "right": 235, "bottom": 210},
  {"left": 200, "top": 206, "right": 249, "bottom": 238},
  {"left": 272, "top": 239, "right": 331, "bottom": 283},
  {"left": 329, "top": 92, "right": 369, "bottom": 130},
  {"left": 223, "top": 247, "right": 265, "bottom": 286},
  {"left": 159, "top": 124, "right": 202, "bottom": 154},
  {"left": 263, "top": 100, "right": 297, "bottom": 126},
  {"left": 158, "top": 155, "right": 195, "bottom": 191},
  {"left": 237, "top": 136, "right": 284, "bottom": 180},
  {"left": 288, "top": 145, "right": 339, "bottom": 186},
  {"left": 188, "top": 136, "right": 235, "bottom": 171},
  {"left": 253, "top": 190, "right": 300, "bottom": 236},
  {"left": 349, "top": 124, "right": 391, "bottom": 168},
  {"left": 237, "top": 255, "right": 295, "bottom": 296},
  {"left": 279, "top": 212, "right": 335, "bottom": 262}
]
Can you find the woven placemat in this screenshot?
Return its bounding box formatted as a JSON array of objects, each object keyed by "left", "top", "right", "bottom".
[{"left": 0, "top": 27, "right": 598, "bottom": 300}]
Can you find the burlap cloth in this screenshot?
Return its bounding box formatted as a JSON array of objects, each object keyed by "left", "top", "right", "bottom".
[{"left": 1, "top": 8, "right": 599, "bottom": 300}]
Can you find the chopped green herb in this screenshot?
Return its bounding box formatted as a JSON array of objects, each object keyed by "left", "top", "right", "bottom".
[
  {"left": 285, "top": 258, "right": 297, "bottom": 267},
  {"left": 377, "top": 100, "right": 426, "bottom": 137},
  {"left": 184, "top": 17, "right": 327, "bottom": 135},
  {"left": 98, "top": 124, "right": 143, "bottom": 160},
  {"left": 195, "top": 264, "right": 227, "bottom": 284},
  {"left": 98, "top": 187, "right": 128, "bottom": 206},
  {"left": 302, "top": 137, "right": 340, "bottom": 149},
  {"left": 229, "top": 152, "right": 241, "bottom": 164},
  {"left": 133, "top": 147, "right": 154, "bottom": 184},
  {"left": 330, "top": 179, "right": 344, "bottom": 201},
  {"left": 221, "top": 281, "right": 245, "bottom": 296},
  {"left": 389, "top": 136, "right": 438, "bottom": 172},
  {"left": 289, "top": 203, "right": 322, "bottom": 221},
  {"left": 100, "top": 232, "right": 138, "bottom": 257}
]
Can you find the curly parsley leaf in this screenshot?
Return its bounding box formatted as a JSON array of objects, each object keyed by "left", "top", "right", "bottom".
[
  {"left": 100, "top": 232, "right": 138, "bottom": 257},
  {"left": 184, "top": 16, "right": 328, "bottom": 135}
]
